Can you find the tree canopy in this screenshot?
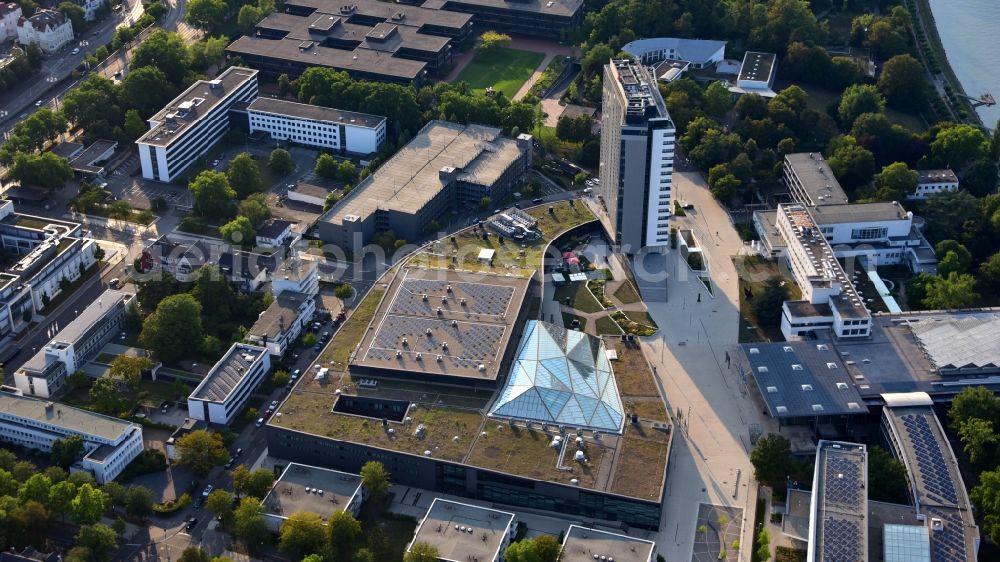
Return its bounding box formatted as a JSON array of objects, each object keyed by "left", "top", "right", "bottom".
[
  {"left": 140, "top": 293, "right": 204, "bottom": 364},
  {"left": 189, "top": 170, "right": 236, "bottom": 219},
  {"left": 175, "top": 430, "right": 228, "bottom": 476}
]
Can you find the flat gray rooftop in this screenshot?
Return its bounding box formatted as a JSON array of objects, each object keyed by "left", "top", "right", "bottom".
[
  {"left": 258, "top": 11, "right": 452, "bottom": 54},
  {"left": 0, "top": 392, "right": 136, "bottom": 441},
  {"left": 190, "top": 343, "right": 268, "bottom": 402},
  {"left": 249, "top": 291, "right": 312, "bottom": 341},
  {"left": 248, "top": 98, "right": 386, "bottom": 129},
  {"left": 226, "top": 36, "right": 427, "bottom": 81},
  {"left": 622, "top": 37, "right": 727, "bottom": 64},
  {"left": 560, "top": 525, "right": 655, "bottom": 562},
  {"left": 742, "top": 342, "right": 865, "bottom": 418},
  {"left": 809, "top": 202, "right": 909, "bottom": 225},
  {"left": 739, "top": 51, "right": 775, "bottom": 82},
  {"left": 319, "top": 121, "right": 523, "bottom": 228},
  {"left": 410, "top": 499, "right": 514, "bottom": 562},
  {"left": 917, "top": 169, "right": 958, "bottom": 183},
  {"left": 908, "top": 310, "right": 1000, "bottom": 372},
  {"left": 784, "top": 153, "right": 849, "bottom": 205},
  {"left": 262, "top": 463, "right": 362, "bottom": 522},
  {"left": 137, "top": 67, "right": 258, "bottom": 147},
  {"left": 284, "top": 0, "right": 473, "bottom": 28}
]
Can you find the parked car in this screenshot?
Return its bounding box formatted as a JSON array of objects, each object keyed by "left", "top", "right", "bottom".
[
  {"left": 313, "top": 344, "right": 322, "bottom": 352},
  {"left": 34, "top": 100, "right": 43, "bottom": 107},
  {"left": 224, "top": 457, "right": 235, "bottom": 469},
  {"left": 109, "top": 278, "right": 121, "bottom": 289},
  {"left": 255, "top": 417, "right": 265, "bottom": 427},
  {"left": 532, "top": 198, "right": 543, "bottom": 204},
  {"left": 71, "top": 47, "right": 79, "bottom": 55},
  {"left": 270, "top": 400, "right": 279, "bottom": 410},
  {"left": 185, "top": 517, "right": 197, "bottom": 531},
  {"left": 234, "top": 447, "right": 243, "bottom": 457},
  {"left": 202, "top": 485, "right": 213, "bottom": 498},
  {"left": 291, "top": 369, "right": 301, "bottom": 379}
]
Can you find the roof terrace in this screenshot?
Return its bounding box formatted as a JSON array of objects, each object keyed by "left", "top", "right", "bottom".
[
  {"left": 410, "top": 499, "right": 514, "bottom": 562},
  {"left": 262, "top": 463, "right": 363, "bottom": 522},
  {"left": 560, "top": 525, "right": 655, "bottom": 562}
]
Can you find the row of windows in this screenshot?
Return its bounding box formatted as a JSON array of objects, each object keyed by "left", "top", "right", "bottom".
[
  {"left": 840, "top": 328, "right": 868, "bottom": 336},
  {"left": 850, "top": 227, "right": 888, "bottom": 240},
  {"left": 251, "top": 119, "right": 339, "bottom": 137}
]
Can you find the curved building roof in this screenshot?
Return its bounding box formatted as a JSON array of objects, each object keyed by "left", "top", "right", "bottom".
[{"left": 489, "top": 321, "right": 624, "bottom": 432}]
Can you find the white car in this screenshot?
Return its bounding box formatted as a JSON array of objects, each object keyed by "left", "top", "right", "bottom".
[
  {"left": 71, "top": 48, "right": 80, "bottom": 55},
  {"left": 34, "top": 100, "right": 43, "bottom": 107}
]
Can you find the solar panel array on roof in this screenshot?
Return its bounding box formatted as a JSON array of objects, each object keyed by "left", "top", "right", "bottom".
[
  {"left": 900, "top": 414, "right": 959, "bottom": 505},
  {"left": 923, "top": 508, "right": 968, "bottom": 562},
  {"left": 821, "top": 518, "right": 862, "bottom": 561}
]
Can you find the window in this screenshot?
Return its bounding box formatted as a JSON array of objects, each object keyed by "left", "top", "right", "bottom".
[
  {"left": 766, "top": 386, "right": 778, "bottom": 393},
  {"left": 757, "top": 366, "right": 768, "bottom": 373},
  {"left": 850, "top": 227, "right": 887, "bottom": 240},
  {"left": 801, "top": 384, "right": 813, "bottom": 391},
  {"left": 791, "top": 364, "right": 803, "bottom": 371},
  {"left": 811, "top": 404, "right": 824, "bottom": 412},
  {"left": 836, "top": 382, "right": 848, "bottom": 389},
  {"left": 827, "top": 362, "right": 837, "bottom": 369}
]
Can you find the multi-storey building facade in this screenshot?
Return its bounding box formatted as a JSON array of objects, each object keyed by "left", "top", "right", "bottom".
[
  {"left": 0, "top": 3, "right": 22, "bottom": 42},
  {"left": 187, "top": 343, "right": 271, "bottom": 425},
  {"left": 0, "top": 390, "right": 144, "bottom": 483},
  {"left": 599, "top": 59, "right": 675, "bottom": 251},
  {"left": 137, "top": 67, "right": 259, "bottom": 183},
  {"left": 247, "top": 98, "right": 386, "bottom": 156},
  {"left": 15, "top": 290, "right": 133, "bottom": 398},
  {"left": 16, "top": 10, "right": 73, "bottom": 53},
  {"left": 911, "top": 169, "right": 959, "bottom": 200}
]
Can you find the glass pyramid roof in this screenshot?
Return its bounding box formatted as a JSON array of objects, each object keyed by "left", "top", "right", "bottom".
[{"left": 489, "top": 321, "right": 624, "bottom": 433}]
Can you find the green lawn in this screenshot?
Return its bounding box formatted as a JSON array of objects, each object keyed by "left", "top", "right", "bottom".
[
  {"left": 554, "top": 282, "right": 603, "bottom": 313},
  {"left": 454, "top": 47, "right": 545, "bottom": 98}
]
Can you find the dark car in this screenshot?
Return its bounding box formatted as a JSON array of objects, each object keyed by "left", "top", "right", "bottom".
[
  {"left": 224, "top": 457, "right": 235, "bottom": 469},
  {"left": 185, "top": 517, "right": 197, "bottom": 531},
  {"left": 532, "top": 198, "right": 543, "bottom": 204},
  {"left": 313, "top": 344, "right": 322, "bottom": 352}
]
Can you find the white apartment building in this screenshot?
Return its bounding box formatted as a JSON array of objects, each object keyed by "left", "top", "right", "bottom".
[
  {"left": 911, "top": 169, "right": 959, "bottom": 200},
  {"left": 600, "top": 59, "right": 675, "bottom": 251},
  {"left": 247, "top": 98, "right": 386, "bottom": 156},
  {"left": 137, "top": 67, "right": 259, "bottom": 183},
  {"left": 0, "top": 201, "right": 98, "bottom": 340},
  {"left": 255, "top": 219, "right": 297, "bottom": 248},
  {"left": 15, "top": 290, "right": 133, "bottom": 398},
  {"left": 16, "top": 10, "right": 73, "bottom": 53},
  {"left": 0, "top": 3, "right": 23, "bottom": 42},
  {"left": 246, "top": 291, "right": 315, "bottom": 357},
  {"left": 187, "top": 343, "right": 271, "bottom": 424},
  {"left": 0, "top": 391, "right": 144, "bottom": 483},
  {"left": 74, "top": 0, "right": 106, "bottom": 21}
]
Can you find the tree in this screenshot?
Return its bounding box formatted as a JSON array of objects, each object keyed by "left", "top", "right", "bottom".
[
  {"left": 57, "top": 2, "right": 85, "bottom": 31},
  {"left": 71, "top": 484, "right": 109, "bottom": 525},
  {"left": 959, "top": 418, "right": 998, "bottom": 468},
  {"left": 89, "top": 377, "right": 129, "bottom": 415},
  {"left": 120, "top": 67, "right": 177, "bottom": 119},
  {"left": 61, "top": 76, "right": 122, "bottom": 139},
  {"left": 755, "top": 528, "right": 771, "bottom": 562},
  {"left": 475, "top": 31, "right": 511, "bottom": 55},
  {"left": 51, "top": 435, "right": 85, "bottom": 469},
  {"left": 360, "top": 461, "right": 390, "bottom": 503},
  {"left": 185, "top": 0, "right": 228, "bottom": 32},
  {"left": 220, "top": 216, "right": 256, "bottom": 246},
  {"left": 704, "top": 80, "right": 733, "bottom": 117},
  {"left": 140, "top": 293, "right": 204, "bottom": 364},
  {"left": 751, "top": 276, "right": 788, "bottom": 328},
  {"left": 18, "top": 474, "right": 52, "bottom": 504},
  {"left": 837, "top": 84, "right": 886, "bottom": 128},
  {"left": 190, "top": 170, "right": 237, "bottom": 219},
  {"left": 102, "top": 481, "right": 127, "bottom": 508},
  {"left": 949, "top": 386, "right": 1000, "bottom": 428},
  {"left": 227, "top": 152, "right": 265, "bottom": 197},
  {"left": 935, "top": 240, "right": 972, "bottom": 276},
  {"left": 48, "top": 480, "right": 77, "bottom": 521},
  {"left": 932, "top": 124, "right": 990, "bottom": 169},
  {"left": 922, "top": 190, "right": 981, "bottom": 241},
  {"left": 327, "top": 510, "right": 362, "bottom": 561},
  {"left": 175, "top": 430, "right": 228, "bottom": 476},
  {"left": 279, "top": 511, "right": 328, "bottom": 556},
  {"left": 205, "top": 489, "right": 235, "bottom": 524},
  {"left": 504, "top": 535, "right": 561, "bottom": 562},
  {"left": 130, "top": 30, "right": 189, "bottom": 87},
  {"left": 75, "top": 524, "right": 118, "bottom": 562},
  {"left": 232, "top": 497, "right": 268, "bottom": 549},
  {"left": 188, "top": 36, "right": 229, "bottom": 70},
  {"left": 877, "top": 54, "right": 926, "bottom": 111},
  {"left": 238, "top": 193, "right": 271, "bottom": 228},
  {"left": 871, "top": 162, "right": 918, "bottom": 201},
  {"left": 961, "top": 159, "right": 998, "bottom": 197},
  {"left": 750, "top": 434, "right": 792, "bottom": 488},
  {"left": 124, "top": 109, "right": 148, "bottom": 140},
  {"left": 10, "top": 152, "right": 73, "bottom": 189},
  {"left": 236, "top": 4, "right": 263, "bottom": 34},
  {"left": 708, "top": 169, "right": 741, "bottom": 202},
  {"left": 177, "top": 547, "right": 210, "bottom": 562},
  {"left": 923, "top": 272, "right": 980, "bottom": 310},
  {"left": 125, "top": 485, "right": 154, "bottom": 520},
  {"left": 971, "top": 468, "right": 1000, "bottom": 543},
  {"left": 404, "top": 542, "right": 440, "bottom": 562},
  {"left": 827, "top": 138, "right": 876, "bottom": 190},
  {"left": 232, "top": 466, "right": 275, "bottom": 499},
  {"left": 867, "top": 446, "right": 909, "bottom": 504},
  {"left": 981, "top": 251, "right": 1000, "bottom": 290},
  {"left": 314, "top": 153, "right": 341, "bottom": 179},
  {"left": 108, "top": 356, "right": 152, "bottom": 391},
  {"left": 268, "top": 148, "right": 294, "bottom": 175}
]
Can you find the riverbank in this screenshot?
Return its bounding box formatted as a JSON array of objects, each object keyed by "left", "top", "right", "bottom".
[{"left": 907, "top": 0, "right": 983, "bottom": 126}]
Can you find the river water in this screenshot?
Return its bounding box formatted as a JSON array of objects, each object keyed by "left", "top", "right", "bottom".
[{"left": 928, "top": 0, "right": 1000, "bottom": 127}]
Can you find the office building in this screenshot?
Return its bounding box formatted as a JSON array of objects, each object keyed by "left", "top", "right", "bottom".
[
  {"left": 622, "top": 37, "right": 726, "bottom": 69},
  {"left": 227, "top": 0, "right": 471, "bottom": 85},
  {"left": 0, "top": 201, "right": 98, "bottom": 340},
  {"left": 0, "top": 390, "right": 144, "bottom": 483},
  {"left": 16, "top": 9, "right": 72, "bottom": 53},
  {"left": 247, "top": 98, "right": 386, "bottom": 156},
  {"left": 317, "top": 121, "right": 531, "bottom": 247},
  {"left": 247, "top": 291, "right": 316, "bottom": 357},
  {"left": 137, "top": 67, "right": 259, "bottom": 183},
  {"left": 599, "top": 59, "right": 675, "bottom": 251},
  {"left": 187, "top": 343, "right": 271, "bottom": 425},
  {"left": 421, "top": 0, "right": 583, "bottom": 39},
  {"left": 912, "top": 169, "right": 959, "bottom": 200},
  {"left": 0, "top": 3, "right": 23, "bottom": 42},
  {"left": 807, "top": 441, "right": 868, "bottom": 562},
  {"left": 560, "top": 525, "right": 656, "bottom": 562},
  {"left": 407, "top": 499, "right": 515, "bottom": 562},
  {"left": 14, "top": 290, "right": 134, "bottom": 398},
  {"left": 262, "top": 463, "right": 365, "bottom": 530}
]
